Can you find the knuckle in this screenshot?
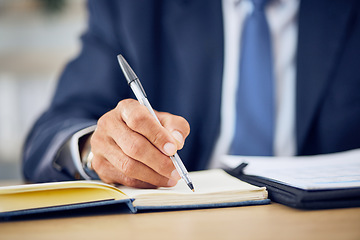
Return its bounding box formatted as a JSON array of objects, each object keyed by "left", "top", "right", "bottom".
[
  {"left": 123, "top": 137, "right": 143, "bottom": 158},
  {"left": 116, "top": 99, "right": 127, "bottom": 112},
  {"left": 152, "top": 130, "right": 168, "bottom": 147},
  {"left": 89, "top": 133, "right": 108, "bottom": 155},
  {"left": 96, "top": 114, "right": 109, "bottom": 130},
  {"left": 120, "top": 157, "right": 136, "bottom": 177},
  {"left": 89, "top": 131, "right": 100, "bottom": 146},
  {"left": 117, "top": 99, "right": 133, "bottom": 110},
  {"left": 117, "top": 99, "right": 143, "bottom": 125},
  {"left": 126, "top": 111, "right": 147, "bottom": 130}
]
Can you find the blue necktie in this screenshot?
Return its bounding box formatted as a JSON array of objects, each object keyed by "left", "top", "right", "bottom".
[{"left": 230, "top": 0, "right": 274, "bottom": 156}]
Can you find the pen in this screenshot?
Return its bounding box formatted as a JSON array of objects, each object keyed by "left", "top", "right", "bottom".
[{"left": 117, "top": 54, "right": 195, "bottom": 192}]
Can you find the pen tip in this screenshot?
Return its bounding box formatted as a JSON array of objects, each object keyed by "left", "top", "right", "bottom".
[{"left": 187, "top": 182, "right": 195, "bottom": 192}]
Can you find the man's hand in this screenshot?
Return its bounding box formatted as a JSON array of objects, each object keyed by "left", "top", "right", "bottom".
[{"left": 89, "top": 99, "right": 190, "bottom": 188}]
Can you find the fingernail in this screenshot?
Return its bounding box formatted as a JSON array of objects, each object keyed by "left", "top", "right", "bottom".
[
  {"left": 171, "top": 169, "right": 181, "bottom": 180},
  {"left": 172, "top": 130, "right": 184, "bottom": 145},
  {"left": 167, "top": 178, "right": 178, "bottom": 187},
  {"left": 163, "top": 142, "right": 176, "bottom": 155}
]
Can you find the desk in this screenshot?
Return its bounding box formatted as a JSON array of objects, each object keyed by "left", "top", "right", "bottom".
[{"left": 0, "top": 203, "right": 359, "bottom": 240}]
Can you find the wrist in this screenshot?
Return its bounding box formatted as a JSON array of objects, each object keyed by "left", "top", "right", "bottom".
[
  {"left": 80, "top": 134, "right": 93, "bottom": 170},
  {"left": 80, "top": 134, "right": 99, "bottom": 179}
]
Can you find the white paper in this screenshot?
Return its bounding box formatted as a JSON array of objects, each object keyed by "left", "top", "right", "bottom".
[{"left": 221, "top": 149, "right": 360, "bottom": 190}]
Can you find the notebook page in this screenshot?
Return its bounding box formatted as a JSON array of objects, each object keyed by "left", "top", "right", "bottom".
[{"left": 118, "top": 169, "right": 262, "bottom": 197}]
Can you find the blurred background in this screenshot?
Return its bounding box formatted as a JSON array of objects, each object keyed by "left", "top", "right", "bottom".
[{"left": 0, "top": 0, "right": 87, "bottom": 180}]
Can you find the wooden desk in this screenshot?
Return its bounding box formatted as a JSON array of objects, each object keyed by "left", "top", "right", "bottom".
[{"left": 0, "top": 203, "right": 359, "bottom": 240}]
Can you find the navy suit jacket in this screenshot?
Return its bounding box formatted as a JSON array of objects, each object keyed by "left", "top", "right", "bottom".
[{"left": 23, "top": 0, "right": 360, "bottom": 182}]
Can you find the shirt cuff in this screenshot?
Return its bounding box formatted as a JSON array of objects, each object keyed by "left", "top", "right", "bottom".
[{"left": 54, "top": 125, "right": 98, "bottom": 180}]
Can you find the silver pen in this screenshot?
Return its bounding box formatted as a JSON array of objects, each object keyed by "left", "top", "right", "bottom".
[{"left": 117, "top": 54, "right": 195, "bottom": 192}]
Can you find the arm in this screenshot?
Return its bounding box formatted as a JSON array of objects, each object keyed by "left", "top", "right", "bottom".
[
  {"left": 22, "top": 0, "right": 128, "bottom": 182},
  {"left": 22, "top": 0, "right": 191, "bottom": 187}
]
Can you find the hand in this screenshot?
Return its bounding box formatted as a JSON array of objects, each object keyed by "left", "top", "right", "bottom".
[{"left": 89, "top": 99, "right": 190, "bottom": 188}]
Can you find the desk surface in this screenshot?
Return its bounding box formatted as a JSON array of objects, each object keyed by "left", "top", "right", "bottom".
[{"left": 0, "top": 203, "right": 359, "bottom": 240}]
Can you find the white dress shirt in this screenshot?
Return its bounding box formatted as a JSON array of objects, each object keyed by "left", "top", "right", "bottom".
[{"left": 209, "top": 0, "right": 300, "bottom": 168}]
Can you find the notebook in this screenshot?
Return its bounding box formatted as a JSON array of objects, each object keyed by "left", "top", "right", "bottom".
[{"left": 0, "top": 169, "right": 269, "bottom": 220}]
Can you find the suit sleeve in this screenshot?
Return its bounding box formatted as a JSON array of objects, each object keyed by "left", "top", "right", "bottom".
[{"left": 22, "top": 0, "right": 131, "bottom": 182}]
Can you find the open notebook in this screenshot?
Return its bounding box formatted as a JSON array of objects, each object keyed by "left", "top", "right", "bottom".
[{"left": 0, "top": 169, "right": 269, "bottom": 219}]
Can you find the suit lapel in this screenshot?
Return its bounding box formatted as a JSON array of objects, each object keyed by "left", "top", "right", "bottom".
[{"left": 295, "top": 0, "right": 353, "bottom": 154}]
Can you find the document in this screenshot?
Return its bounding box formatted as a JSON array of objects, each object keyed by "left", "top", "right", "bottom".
[{"left": 222, "top": 149, "right": 360, "bottom": 190}]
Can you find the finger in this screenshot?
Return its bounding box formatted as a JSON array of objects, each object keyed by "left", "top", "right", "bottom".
[
  {"left": 94, "top": 107, "right": 179, "bottom": 181},
  {"left": 91, "top": 124, "right": 180, "bottom": 186},
  {"left": 92, "top": 155, "right": 157, "bottom": 189},
  {"left": 97, "top": 114, "right": 179, "bottom": 181},
  {"left": 93, "top": 135, "right": 178, "bottom": 187},
  {"left": 117, "top": 99, "right": 178, "bottom": 156},
  {"left": 157, "top": 112, "right": 190, "bottom": 150}
]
